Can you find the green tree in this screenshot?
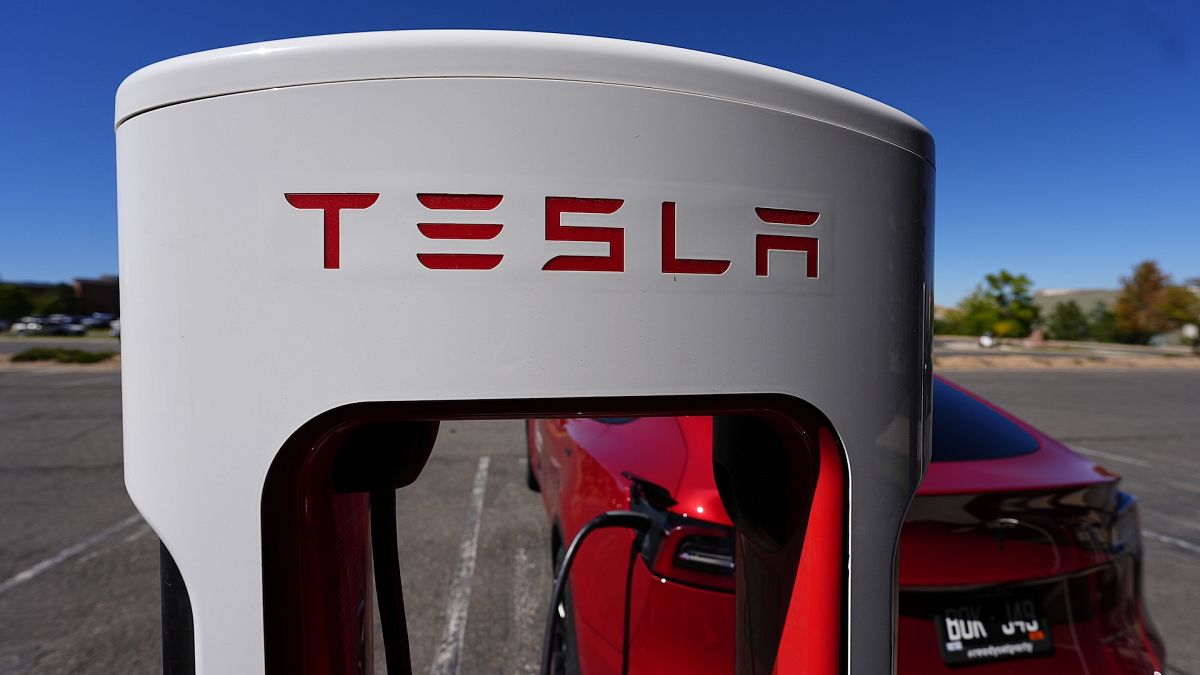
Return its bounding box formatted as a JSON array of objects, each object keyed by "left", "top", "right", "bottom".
[
  {"left": 1046, "top": 300, "right": 1089, "bottom": 341},
  {"left": 1086, "top": 302, "right": 1120, "bottom": 343},
  {"left": 982, "top": 270, "right": 1039, "bottom": 337},
  {"left": 943, "top": 288, "right": 1000, "bottom": 336},
  {"left": 1160, "top": 285, "right": 1200, "bottom": 327},
  {"left": 942, "top": 271, "right": 1039, "bottom": 337},
  {"left": 0, "top": 284, "right": 33, "bottom": 320},
  {"left": 29, "top": 284, "right": 76, "bottom": 316},
  {"left": 932, "top": 316, "right": 960, "bottom": 335}
]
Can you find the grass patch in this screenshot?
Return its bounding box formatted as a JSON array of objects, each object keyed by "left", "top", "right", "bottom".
[{"left": 11, "top": 347, "right": 116, "bottom": 364}]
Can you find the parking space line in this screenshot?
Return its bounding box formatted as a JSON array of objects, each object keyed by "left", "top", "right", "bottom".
[
  {"left": 1144, "top": 529, "right": 1200, "bottom": 556},
  {"left": 430, "top": 456, "right": 491, "bottom": 675},
  {"left": 122, "top": 523, "right": 153, "bottom": 545},
  {"left": 0, "top": 513, "right": 142, "bottom": 596},
  {"left": 1070, "top": 446, "right": 1152, "bottom": 468}
]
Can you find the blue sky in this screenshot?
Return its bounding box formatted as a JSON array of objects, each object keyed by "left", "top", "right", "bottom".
[{"left": 1, "top": 1, "right": 1196, "bottom": 303}]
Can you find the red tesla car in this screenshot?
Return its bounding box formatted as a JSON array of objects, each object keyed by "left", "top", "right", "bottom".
[{"left": 526, "top": 376, "right": 1165, "bottom": 674}]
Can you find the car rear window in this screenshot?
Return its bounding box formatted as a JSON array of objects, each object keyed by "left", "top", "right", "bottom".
[{"left": 932, "top": 380, "right": 1040, "bottom": 462}]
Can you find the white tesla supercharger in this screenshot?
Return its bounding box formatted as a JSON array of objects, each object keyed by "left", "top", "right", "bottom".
[{"left": 116, "top": 31, "right": 934, "bottom": 675}]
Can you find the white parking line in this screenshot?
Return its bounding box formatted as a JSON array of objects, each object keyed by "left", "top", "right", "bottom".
[
  {"left": 123, "top": 523, "right": 153, "bottom": 545},
  {"left": 1144, "top": 529, "right": 1200, "bottom": 556},
  {"left": 0, "top": 514, "right": 142, "bottom": 596},
  {"left": 430, "top": 456, "right": 491, "bottom": 675},
  {"left": 1070, "top": 446, "right": 1152, "bottom": 468}
]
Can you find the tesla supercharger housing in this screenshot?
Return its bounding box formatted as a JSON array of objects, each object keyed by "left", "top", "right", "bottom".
[{"left": 116, "top": 31, "right": 934, "bottom": 674}]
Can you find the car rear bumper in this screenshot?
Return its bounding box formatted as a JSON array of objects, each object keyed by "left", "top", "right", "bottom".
[{"left": 898, "top": 555, "right": 1164, "bottom": 674}]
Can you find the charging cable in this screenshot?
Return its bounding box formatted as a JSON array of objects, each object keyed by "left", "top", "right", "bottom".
[
  {"left": 332, "top": 421, "right": 441, "bottom": 675},
  {"left": 371, "top": 489, "right": 413, "bottom": 675},
  {"left": 539, "top": 511, "right": 652, "bottom": 675}
]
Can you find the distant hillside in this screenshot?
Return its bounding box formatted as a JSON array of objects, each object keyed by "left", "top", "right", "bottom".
[{"left": 1033, "top": 288, "right": 1118, "bottom": 314}]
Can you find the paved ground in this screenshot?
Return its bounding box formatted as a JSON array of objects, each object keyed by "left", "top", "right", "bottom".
[
  {"left": 0, "top": 368, "right": 548, "bottom": 675},
  {"left": 0, "top": 368, "right": 1196, "bottom": 674},
  {"left": 0, "top": 371, "right": 154, "bottom": 675}
]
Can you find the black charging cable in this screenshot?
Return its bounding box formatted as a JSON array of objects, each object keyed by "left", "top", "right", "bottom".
[
  {"left": 619, "top": 533, "right": 639, "bottom": 675},
  {"left": 539, "top": 511, "right": 652, "bottom": 675},
  {"left": 371, "top": 489, "right": 413, "bottom": 675},
  {"left": 332, "top": 421, "right": 440, "bottom": 675}
]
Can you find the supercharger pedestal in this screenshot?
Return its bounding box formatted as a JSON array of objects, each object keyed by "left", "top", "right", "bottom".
[{"left": 116, "top": 31, "right": 934, "bottom": 675}]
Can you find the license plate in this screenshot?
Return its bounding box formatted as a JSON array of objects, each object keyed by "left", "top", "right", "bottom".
[{"left": 934, "top": 595, "right": 1053, "bottom": 666}]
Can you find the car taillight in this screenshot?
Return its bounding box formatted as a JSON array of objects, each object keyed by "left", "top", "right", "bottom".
[
  {"left": 647, "top": 523, "right": 737, "bottom": 592},
  {"left": 1099, "top": 492, "right": 1165, "bottom": 672},
  {"left": 676, "top": 533, "right": 736, "bottom": 574},
  {"left": 625, "top": 473, "right": 736, "bottom": 592}
]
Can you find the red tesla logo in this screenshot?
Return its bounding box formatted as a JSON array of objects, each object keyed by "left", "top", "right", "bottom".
[
  {"left": 284, "top": 192, "right": 821, "bottom": 278},
  {"left": 754, "top": 207, "right": 819, "bottom": 278},
  {"left": 283, "top": 193, "right": 379, "bottom": 270},
  {"left": 543, "top": 197, "right": 626, "bottom": 272},
  {"left": 415, "top": 193, "right": 505, "bottom": 270},
  {"left": 662, "top": 201, "right": 731, "bottom": 275}
]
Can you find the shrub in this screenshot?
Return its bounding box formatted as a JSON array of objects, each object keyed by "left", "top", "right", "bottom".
[
  {"left": 11, "top": 348, "right": 116, "bottom": 364},
  {"left": 1046, "top": 301, "right": 1089, "bottom": 341}
]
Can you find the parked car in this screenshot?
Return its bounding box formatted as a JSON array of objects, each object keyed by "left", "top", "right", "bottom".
[
  {"left": 109, "top": 318, "right": 121, "bottom": 338},
  {"left": 9, "top": 316, "right": 41, "bottom": 335},
  {"left": 527, "top": 376, "right": 1165, "bottom": 674},
  {"left": 12, "top": 315, "right": 88, "bottom": 336},
  {"left": 80, "top": 312, "right": 115, "bottom": 329},
  {"left": 41, "top": 315, "right": 87, "bottom": 336}
]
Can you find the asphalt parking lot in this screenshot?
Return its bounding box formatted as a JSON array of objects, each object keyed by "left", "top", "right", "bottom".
[{"left": 0, "top": 368, "right": 1196, "bottom": 674}]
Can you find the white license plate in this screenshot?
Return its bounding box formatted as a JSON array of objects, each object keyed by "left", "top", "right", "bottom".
[{"left": 934, "top": 595, "right": 1054, "bottom": 666}]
